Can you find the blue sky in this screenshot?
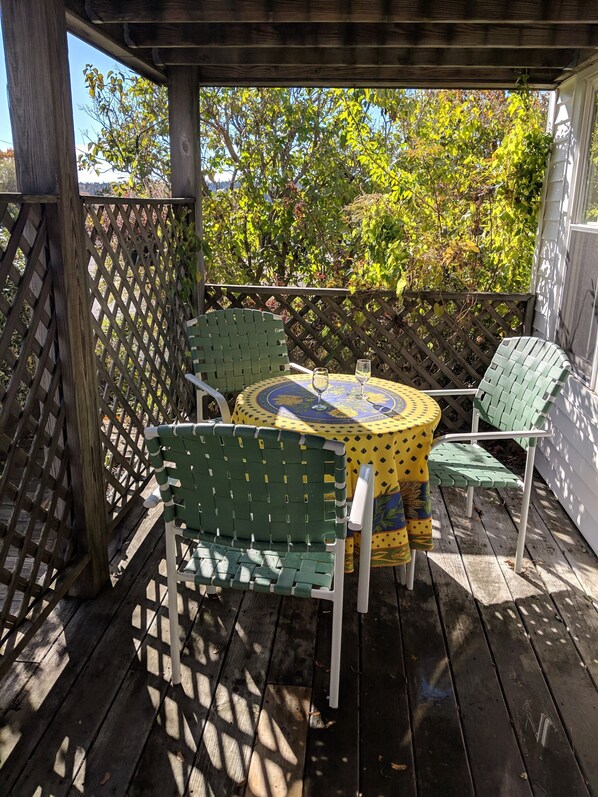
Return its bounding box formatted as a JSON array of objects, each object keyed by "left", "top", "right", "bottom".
[{"left": 0, "top": 33, "right": 132, "bottom": 180}]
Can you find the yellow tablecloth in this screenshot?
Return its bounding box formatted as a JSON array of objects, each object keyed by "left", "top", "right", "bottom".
[{"left": 233, "top": 373, "right": 441, "bottom": 571}]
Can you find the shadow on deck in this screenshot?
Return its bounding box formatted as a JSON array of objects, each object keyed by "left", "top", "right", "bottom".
[{"left": 1, "top": 479, "right": 597, "bottom": 797}]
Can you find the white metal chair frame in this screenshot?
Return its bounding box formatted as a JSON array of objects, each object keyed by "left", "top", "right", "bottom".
[
  {"left": 426, "top": 387, "right": 551, "bottom": 572},
  {"left": 147, "top": 423, "right": 374, "bottom": 710},
  {"left": 424, "top": 334, "right": 570, "bottom": 574}
]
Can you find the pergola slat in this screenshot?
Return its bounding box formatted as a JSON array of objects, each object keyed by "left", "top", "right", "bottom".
[
  {"left": 86, "top": 0, "right": 598, "bottom": 25},
  {"left": 123, "top": 21, "right": 598, "bottom": 49},
  {"left": 152, "top": 46, "right": 583, "bottom": 69},
  {"left": 65, "top": 1, "right": 598, "bottom": 88},
  {"left": 189, "top": 65, "right": 564, "bottom": 89}
]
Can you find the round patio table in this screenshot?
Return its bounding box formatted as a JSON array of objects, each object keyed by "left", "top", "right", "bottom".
[{"left": 233, "top": 373, "right": 441, "bottom": 571}]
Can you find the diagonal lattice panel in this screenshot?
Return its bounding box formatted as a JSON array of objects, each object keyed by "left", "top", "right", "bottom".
[
  {"left": 84, "top": 199, "right": 195, "bottom": 530},
  {"left": 0, "top": 200, "right": 75, "bottom": 653},
  {"left": 205, "top": 285, "right": 535, "bottom": 432}
]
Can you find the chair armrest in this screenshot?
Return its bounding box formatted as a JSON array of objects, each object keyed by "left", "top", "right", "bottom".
[
  {"left": 184, "top": 373, "right": 232, "bottom": 423},
  {"left": 422, "top": 388, "right": 478, "bottom": 396},
  {"left": 349, "top": 464, "right": 374, "bottom": 531},
  {"left": 290, "top": 362, "right": 313, "bottom": 375},
  {"left": 431, "top": 428, "right": 552, "bottom": 449}
]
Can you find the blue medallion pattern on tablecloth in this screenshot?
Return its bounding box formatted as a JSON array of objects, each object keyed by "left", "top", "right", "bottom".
[{"left": 255, "top": 376, "right": 407, "bottom": 424}]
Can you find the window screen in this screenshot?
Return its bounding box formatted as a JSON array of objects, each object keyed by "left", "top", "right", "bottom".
[
  {"left": 559, "top": 229, "right": 598, "bottom": 381},
  {"left": 581, "top": 93, "right": 598, "bottom": 224},
  {"left": 558, "top": 90, "right": 598, "bottom": 384}
]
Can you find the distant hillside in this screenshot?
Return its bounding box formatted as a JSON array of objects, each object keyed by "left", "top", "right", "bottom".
[
  {"left": 79, "top": 181, "right": 112, "bottom": 196},
  {"left": 77, "top": 179, "right": 229, "bottom": 197}
]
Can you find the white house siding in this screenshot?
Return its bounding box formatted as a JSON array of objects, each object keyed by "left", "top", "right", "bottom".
[{"left": 532, "top": 69, "right": 598, "bottom": 555}]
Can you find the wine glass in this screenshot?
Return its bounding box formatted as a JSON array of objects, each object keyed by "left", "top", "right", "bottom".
[
  {"left": 312, "top": 368, "right": 329, "bottom": 410},
  {"left": 355, "top": 359, "right": 371, "bottom": 399}
]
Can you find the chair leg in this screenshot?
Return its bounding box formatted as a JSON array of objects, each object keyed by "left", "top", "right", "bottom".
[
  {"left": 357, "top": 476, "right": 374, "bottom": 614},
  {"left": 329, "top": 539, "right": 345, "bottom": 709},
  {"left": 514, "top": 444, "right": 537, "bottom": 574},
  {"left": 466, "top": 409, "right": 479, "bottom": 518},
  {"left": 165, "top": 523, "right": 182, "bottom": 685},
  {"left": 398, "top": 564, "right": 407, "bottom": 585},
  {"left": 406, "top": 549, "right": 416, "bottom": 591},
  {"left": 466, "top": 486, "right": 475, "bottom": 518}
]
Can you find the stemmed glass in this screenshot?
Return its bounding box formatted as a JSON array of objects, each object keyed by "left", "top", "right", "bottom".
[
  {"left": 355, "top": 359, "right": 371, "bottom": 399},
  {"left": 311, "top": 368, "right": 329, "bottom": 411}
]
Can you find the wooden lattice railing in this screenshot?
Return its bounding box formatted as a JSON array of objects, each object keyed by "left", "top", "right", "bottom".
[
  {"left": 84, "top": 198, "right": 195, "bottom": 531},
  {"left": 0, "top": 197, "right": 81, "bottom": 661},
  {"left": 0, "top": 195, "right": 195, "bottom": 670},
  {"left": 205, "top": 284, "right": 535, "bottom": 431}
]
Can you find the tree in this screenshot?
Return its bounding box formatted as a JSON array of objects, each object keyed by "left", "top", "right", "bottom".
[
  {"left": 199, "top": 87, "right": 361, "bottom": 284},
  {"left": 0, "top": 150, "right": 17, "bottom": 192},
  {"left": 79, "top": 67, "right": 169, "bottom": 196},
  {"left": 338, "top": 88, "right": 551, "bottom": 292},
  {"left": 80, "top": 73, "right": 551, "bottom": 292}
]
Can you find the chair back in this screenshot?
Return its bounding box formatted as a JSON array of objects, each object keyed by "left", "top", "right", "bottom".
[
  {"left": 474, "top": 336, "right": 571, "bottom": 448},
  {"left": 186, "top": 309, "right": 290, "bottom": 394},
  {"left": 144, "top": 423, "right": 347, "bottom": 550}
]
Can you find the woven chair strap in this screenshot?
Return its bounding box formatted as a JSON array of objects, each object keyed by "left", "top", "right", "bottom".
[
  {"left": 429, "top": 442, "right": 522, "bottom": 488},
  {"left": 145, "top": 423, "right": 347, "bottom": 549},
  {"left": 474, "top": 336, "right": 570, "bottom": 449},
  {"left": 186, "top": 308, "right": 291, "bottom": 394},
  {"left": 182, "top": 543, "right": 336, "bottom": 598}
]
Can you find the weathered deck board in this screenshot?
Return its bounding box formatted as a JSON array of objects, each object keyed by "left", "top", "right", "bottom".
[
  {"left": 304, "top": 579, "right": 360, "bottom": 797},
  {"left": 245, "top": 685, "right": 311, "bottom": 797},
  {"left": 1, "top": 481, "right": 597, "bottom": 797},
  {"left": 128, "top": 590, "right": 243, "bottom": 796},
  {"left": 398, "top": 549, "right": 475, "bottom": 797},
  {"left": 359, "top": 566, "right": 416, "bottom": 797},
  {"left": 446, "top": 486, "right": 591, "bottom": 797},
  {"left": 429, "top": 491, "right": 531, "bottom": 797},
  {"left": 474, "top": 488, "right": 598, "bottom": 791},
  {"left": 185, "top": 591, "right": 281, "bottom": 796},
  {"left": 0, "top": 502, "right": 165, "bottom": 795}
]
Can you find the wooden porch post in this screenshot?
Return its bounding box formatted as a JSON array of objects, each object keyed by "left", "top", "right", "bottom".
[
  {"left": 1, "top": 0, "right": 109, "bottom": 595},
  {"left": 168, "top": 66, "right": 204, "bottom": 313}
]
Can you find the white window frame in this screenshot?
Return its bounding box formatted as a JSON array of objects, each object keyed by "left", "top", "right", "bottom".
[{"left": 562, "top": 71, "right": 598, "bottom": 392}]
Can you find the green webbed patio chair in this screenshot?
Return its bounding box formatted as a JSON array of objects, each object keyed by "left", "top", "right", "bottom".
[
  {"left": 425, "top": 336, "right": 571, "bottom": 573},
  {"left": 144, "top": 422, "right": 374, "bottom": 709},
  {"left": 185, "top": 308, "right": 312, "bottom": 422}
]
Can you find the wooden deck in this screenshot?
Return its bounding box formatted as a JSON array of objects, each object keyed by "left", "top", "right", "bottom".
[{"left": 1, "top": 477, "right": 597, "bottom": 797}]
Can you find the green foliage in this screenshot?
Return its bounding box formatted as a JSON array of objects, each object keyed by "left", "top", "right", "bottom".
[
  {"left": 581, "top": 93, "right": 598, "bottom": 223},
  {"left": 170, "top": 212, "right": 203, "bottom": 305},
  {"left": 343, "top": 194, "right": 410, "bottom": 292},
  {"left": 79, "top": 66, "right": 169, "bottom": 195},
  {"left": 0, "top": 149, "right": 17, "bottom": 191},
  {"left": 80, "top": 77, "right": 552, "bottom": 293},
  {"left": 199, "top": 87, "right": 358, "bottom": 285},
  {"left": 336, "top": 88, "right": 551, "bottom": 291}
]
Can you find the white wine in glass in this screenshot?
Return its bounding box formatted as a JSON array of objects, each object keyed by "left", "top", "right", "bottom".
[
  {"left": 312, "top": 368, "right": 329, "bottom": 411},
  {"left": 355, "top": 359, "right": 371, "bottom": 399}
]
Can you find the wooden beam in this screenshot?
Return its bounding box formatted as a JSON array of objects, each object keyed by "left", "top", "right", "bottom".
[
  {"left": 190, "top": 64, "right": 562, "bottom": 88},
  {"left": 1, "top": 0, "right": 110, "bottom": 596},
  {"left": 168, "top": 66, "right": 204, "bottom": 313},
  {"left": 123, "top": 22, "right": 598, "bottom": 50},
  {"left": 154, "top": 46, "right": 583, "bottom": 69},
  {"left": 65, "top": 0, "right": 166, "bottom": 83},
  {"left": 85, "top": 0, "right": 598, "bottom": 25}
]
